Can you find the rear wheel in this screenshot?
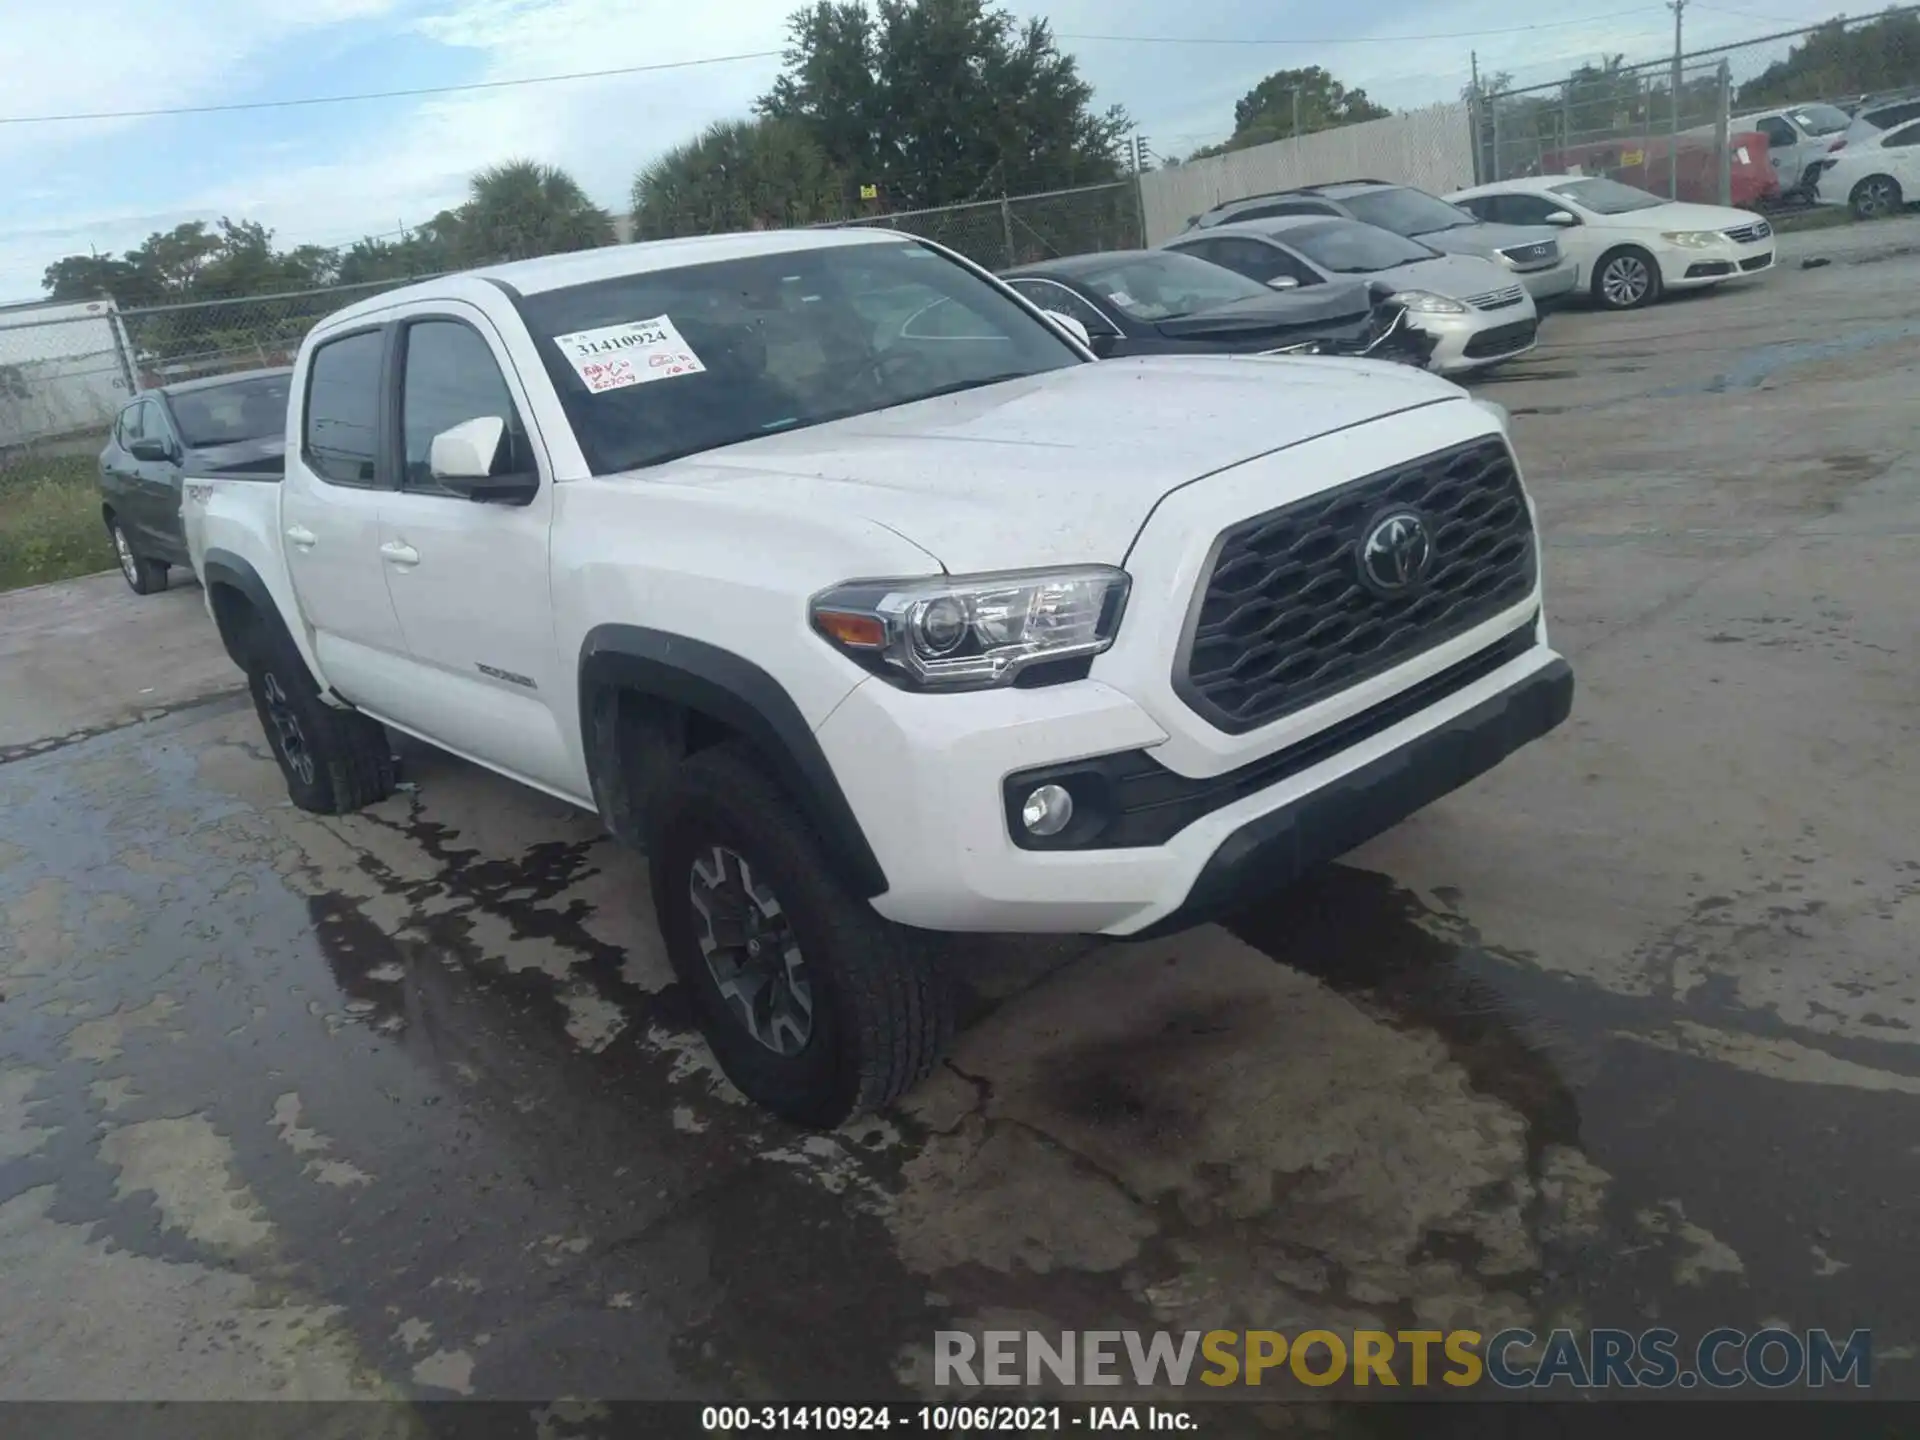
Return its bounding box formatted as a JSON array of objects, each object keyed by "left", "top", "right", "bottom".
[
  {"left": 647, "top": 741, "right": 952, "bottom": 1128},
  {"left": 245, "top": 626, "right": 396, "bottom": 814},
  {"left": 1592, "top": 247, "right": 1661, "bottom": 310},
  {"left": 108, "top": 517, "right": 168, "bottom": 595},
  {"left": 1850, "top": 174, "right": 1903, "bottom": 219}
]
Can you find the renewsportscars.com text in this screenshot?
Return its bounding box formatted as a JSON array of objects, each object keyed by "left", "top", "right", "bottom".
[{"left": 934, "top": 1327, "right": 1873, "bottom": 1390}]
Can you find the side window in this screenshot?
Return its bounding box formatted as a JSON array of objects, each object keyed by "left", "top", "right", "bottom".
[
  {"left": 1007, "top": 280, "right": 1119, "bottom": 336},
  {"left": 1880, "top": 120, "right": 1920, "bottom": 148},
  {"left": 144, "top": 398, "right": 178, "bottom": 450},
  {"left": 117, "top": 400, "right": 146, "bottom": 446},
  {"left": 399, "top": 320, "right": 533, "bottom": 494},
  {"left": 1453, "top": 196, "right": 1496, "bottom": 221},
  {"left": 304, "top": 331, "right": 384, "bottom": 487},
  {"left": 1868, "top": 101, "right": 1920, "bottom": 132},
  {"left": 1496, "top": 194, "right": 1564, "bottom": 226},
  {"left": 1211, "top": 238, "right": 1320, "bottom": 287},
  {"left": 1232, "top": 200, "right": 1332, "bottom": 223},
  {"left": 1757, "top": 117, "right": 1797, "bottom": 148}
]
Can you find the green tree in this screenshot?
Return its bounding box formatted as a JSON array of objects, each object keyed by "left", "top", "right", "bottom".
[
  {"left": 1738, "top": 9, "right": 1920, "bottom": 107},
  {"left": 1190, "top": 66, "right": 1389, "bottom": 159},
  {"left": 758, "top": 0, "right": 1129, "bottom": 210},
  {"left": 632, "top": 119, "right": 846, "bottom": 239},
  {"left": 457, "top": 160, "right": 615, "bottom": 265}
]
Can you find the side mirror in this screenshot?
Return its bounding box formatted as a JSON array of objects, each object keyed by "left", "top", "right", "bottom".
[
  {"left": 429, "top": 416, "right": 537, "bottom": 504},
  {"left": 129, "top": 437, "right": 173, "bottom": 463},
  {"left": 1267, "top": 275, "right": 1302, "bottom": 290},
  {"left": 1042, "top": 310, "right": 1094, "bottom": 350},
  {"left": 1544, "top": 210, "right": 1578, "bottom": 226}
]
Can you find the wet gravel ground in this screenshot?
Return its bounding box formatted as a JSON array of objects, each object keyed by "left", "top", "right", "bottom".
[{"left": 2, "top": 251, "right": 1917, "bottom": 1419}]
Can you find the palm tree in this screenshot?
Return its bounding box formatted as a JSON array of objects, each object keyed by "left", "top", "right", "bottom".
[
  {"left": 631, "top": 119, "right": 847, "bottom": 240},
  {"left": 459, "top": 160, "right": 615, "bottom": 264}
]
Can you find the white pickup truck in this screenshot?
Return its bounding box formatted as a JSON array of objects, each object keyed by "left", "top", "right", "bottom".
[{"left": 183, "top": 228, "right": 1572, "bottom": 1127}]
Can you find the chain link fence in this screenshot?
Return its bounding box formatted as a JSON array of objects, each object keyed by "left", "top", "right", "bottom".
[
  {"left": 811, "top": 181, "right": 1144, "bottom": 270},
  {"left": 0, "top": 300, "right": 137, "bottom": 454},
  {"left": 1475, "top": 6, "right": 1920, "bottom": 208}
]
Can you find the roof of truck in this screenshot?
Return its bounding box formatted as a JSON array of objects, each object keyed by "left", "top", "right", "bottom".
[{"left": 325, "top": 227, "right": 909, "bottom": 327}]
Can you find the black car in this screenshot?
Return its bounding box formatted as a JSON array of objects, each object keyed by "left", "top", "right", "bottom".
[
  {"left": 99, "top": 367, "right": 290, "bottom": 594},
  {"left": 1000, "top": 250, "right": 1430, "bottom": 366}
]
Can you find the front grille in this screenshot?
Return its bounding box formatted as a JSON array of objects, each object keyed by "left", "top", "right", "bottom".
[
  {"left": 1465, "top": 283, "right": 1526, "bottom": 310},
  {"left": 1684, "top": 261, "right": 1736, "bottom": 279},
  {"left": 1498, "top": 241, "right": 1559, "bottom": 267},
  {"left": 1739, "top": 253, "right": 1774, "bottom": 272},
  {"left": 1175, "top": 436, "right": 1537, "bottom": 734},
  {"left": 1463, "top": 318, "right": 1538, "bottom": 358},
  {"left": 1723, "top": 219, "right": 1772, "bottom": 243}
]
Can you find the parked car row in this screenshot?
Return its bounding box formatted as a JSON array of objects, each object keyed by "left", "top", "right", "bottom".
[{"left": 99, "top": 175, "right": 1779, "bottom": 601}]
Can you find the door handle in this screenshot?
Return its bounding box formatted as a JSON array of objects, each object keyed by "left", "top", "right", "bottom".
[
  {"left": 286, "top": 525, "right": 318, "bottom": 550},
  {"left": 379, "top": 540, "right": 420, "bottom": 567}
]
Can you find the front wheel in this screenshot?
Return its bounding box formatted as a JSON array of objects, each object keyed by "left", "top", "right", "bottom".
[
  {"left": 109, "top": 518, "right": 168, "bottom": 595},
  {"left": 647, "top": 742, "right": 953, "bottom": 1128},
  {"left": 1850, "top": 174, "right": 1903, "bottom": 220},
  {"left": 1592, "top": 248, "right": 1662, "bottom": 310}
]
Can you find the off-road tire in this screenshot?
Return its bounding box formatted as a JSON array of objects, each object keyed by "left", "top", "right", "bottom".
[
  {"left": 244, "top": 625, "right": 396, "bottom": 814},
  {"left": 647, "top": 740, "right": 952, "bottom": 1128},
  {"left": 108, "top": 517, "right": 169, "bottom": 595}
]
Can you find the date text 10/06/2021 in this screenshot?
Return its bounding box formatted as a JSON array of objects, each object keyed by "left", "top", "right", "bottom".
[{"left": 701, "top": 1407, "right": 1195, "bottom": 1432}]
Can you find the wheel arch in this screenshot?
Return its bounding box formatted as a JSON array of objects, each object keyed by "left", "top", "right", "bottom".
[
  {"left": 578, "top": 624, "right": 889, "bottom": 899},
  {"left": 201, "top": 548, "right": 294, "bottom": 671}
]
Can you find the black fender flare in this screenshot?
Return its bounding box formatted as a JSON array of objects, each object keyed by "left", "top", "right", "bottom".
[
  {"left": 578, "top": 624, "right": 889, "bottom": 899},
  {"left": 200, "top": 549, "right": 293, "bottom": 670}
]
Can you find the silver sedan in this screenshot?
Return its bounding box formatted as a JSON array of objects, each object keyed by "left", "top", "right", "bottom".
[{"left": 1161, "top": 216, "right": 1541, "bottom": 376}]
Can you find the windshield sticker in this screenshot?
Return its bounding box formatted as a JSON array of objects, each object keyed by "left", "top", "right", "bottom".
[
  {"left": 553, "top": 316, "right": 706, "bottom": 393},
  {"left": 1107, "top": 291, "right": 1135, "bottom": 306}
]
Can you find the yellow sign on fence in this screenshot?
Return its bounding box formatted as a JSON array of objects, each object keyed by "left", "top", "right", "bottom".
[
  {"left": 859, "top": 183, "right": 878, "bottom": 199},
  {"left": 1621, "top": 148, "right": 1646, "bottom": 167}
]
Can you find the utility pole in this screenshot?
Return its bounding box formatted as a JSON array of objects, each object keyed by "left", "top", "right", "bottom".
[
  {"left": 1470, "top": 50, "right": 1483, "bottom": 184},
  {"left": 1668, "top": 0, "right": 1686, "bottom": 199},
  {"left": 1291, "top": 88, "right": 1301, "bottom": 140}
]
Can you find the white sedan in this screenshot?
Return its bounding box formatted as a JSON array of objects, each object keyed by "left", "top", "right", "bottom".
[
  {"left": 1446, "top": 175, "right": 1777, "bottom": 311},
  {"left": 1809, "top": 117, "right": 1920, "bottom": 218}
]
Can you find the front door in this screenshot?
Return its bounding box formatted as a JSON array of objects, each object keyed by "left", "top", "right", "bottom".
[
  {"left": 129, "top": 398, "right": 187, "bottom": 563},
  {"left": 280, "top": 326, "right": 415, "bottom": 713},
  {"left": 374, "top": 306, "right": 579, "bottom": 799}
]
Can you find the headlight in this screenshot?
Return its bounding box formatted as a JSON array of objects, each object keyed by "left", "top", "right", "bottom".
[
  {"left": 810, "top": 567, "right": 1130, "bottom": 690},
  {"left": 1393, "top": 289, "right": 1469, "bottom": 315},
  {"left": 1661, "top": 230, "right": 1724, "bottom": 248}
]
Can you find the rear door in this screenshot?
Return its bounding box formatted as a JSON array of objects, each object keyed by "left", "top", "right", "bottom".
[
  {"left": 280, "top": 326, "right": 415, "bottom": 712},
  {"left": 374, "top": 304, "right": 578, "bottom": 798}
]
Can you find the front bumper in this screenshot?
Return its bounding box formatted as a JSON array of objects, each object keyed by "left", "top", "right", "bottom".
[
  {"left": 816, "top": 607, "right": 1570, "bottom": 938},
  {"left": 1416, "top": 307, "right": 1540, "bottom": 374},
  {"left": 1660, "top": 240, "right": 1776, "bottom": 287},
  {"left": 1514, "top": 259, "right": 1578, "bottom": 302}
]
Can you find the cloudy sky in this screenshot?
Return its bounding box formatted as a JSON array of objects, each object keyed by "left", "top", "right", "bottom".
[{"left": 0, "top": 0, "right": 1851, "bottom": 300}]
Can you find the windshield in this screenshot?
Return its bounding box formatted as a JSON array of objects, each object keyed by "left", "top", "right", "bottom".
[
  {"left": 1063, "top": 251, "right": 1274, "bottom": 320},
  {"left": 1548, "top": 177, "right": 1667, "bottom": 214},
  {"left": 1341, "top": 186, "right": 1479, "bottom": 236},
  {"left": 1285, "top": 220, "right": 1438, "bottom": 274},
  {"left": 168, "top": 375, "right": 290, "bottom": 448},
  {"left": 1789, "top": 103, "right": 1852, "bottom": 136},
  {"left": 519, "top": 240, "right": 1079, "bottom": 474}
]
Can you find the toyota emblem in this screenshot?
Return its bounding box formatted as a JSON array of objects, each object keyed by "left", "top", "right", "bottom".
[{"left": 1358, "top": 510, "right": 1434, "bottom": 592}]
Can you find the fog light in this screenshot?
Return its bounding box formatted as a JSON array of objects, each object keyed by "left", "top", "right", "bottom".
[{"left": 1021, "top": 783, "right": 1074, "bottom": 837}]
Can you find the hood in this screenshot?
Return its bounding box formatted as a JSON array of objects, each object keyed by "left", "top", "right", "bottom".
[
  {"left": 1376, "top": 252, "right": 1519, "bottom": 302},
  {"left": 633, "top": 356, "right": 1466, "bottom": 572},
  {"left": 187, "top": 435, "right": 285, "bottom": 476},
  {"left": 1604, "top": 200, "right": 1761, "bottom": 231},
  {"left": 1152, "top": 282, "right": 1373, "bottom": 340},
  {"left": 1412, "top": 219, "right": 1561, "bottom": 259}
]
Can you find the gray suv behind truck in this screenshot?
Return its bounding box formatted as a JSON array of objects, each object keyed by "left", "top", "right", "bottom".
[{"left": 1187, "top": 180, "right": 1578, "bottom": 304}]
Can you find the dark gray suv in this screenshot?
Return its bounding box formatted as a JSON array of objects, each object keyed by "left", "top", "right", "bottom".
[{"left": 1187, "top": 180, "right": 1578, "bottom": 303}]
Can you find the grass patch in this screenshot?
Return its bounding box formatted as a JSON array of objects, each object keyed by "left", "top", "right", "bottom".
[{"left": 0, "top": 452, "right": 113, "bottom": 593}]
